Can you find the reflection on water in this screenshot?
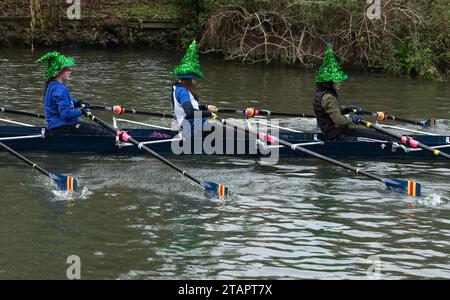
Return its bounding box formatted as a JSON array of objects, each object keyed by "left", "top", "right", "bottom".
[{"left": 0, "top": 49, "right": 450, "bottom": 279}]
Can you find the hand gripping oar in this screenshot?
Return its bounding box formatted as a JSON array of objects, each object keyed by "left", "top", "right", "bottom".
[
  {"left": 217, "top": 107, "right": 315, "bottom": 118},
  {"left": 90, "top": 105, "right": 174, "bottom": 119},
  {"left": 219, "top": 118, "right": 421, "bottom": 197},
  {"left": 356, "top": 118, "right": 450, "bottom": 160},
  {"left": 358, "top": 109, "right": 436, "bottom": 128},
  {"left": 83, "top": 111, "right": 230, "bottom": 198},
  {"left": 0, "top": 107, "right": 45, "bottom": 119},
  {"left": 0, "top": 142, "right": 77, "bottom": 191}
]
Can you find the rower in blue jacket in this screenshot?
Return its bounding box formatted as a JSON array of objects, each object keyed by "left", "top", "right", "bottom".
[
  {"left": 37, "top": 51, "right": 111, "bottom": 135},
  {"left": 171, "top": 40, "right": 217, "bottom": 136}
]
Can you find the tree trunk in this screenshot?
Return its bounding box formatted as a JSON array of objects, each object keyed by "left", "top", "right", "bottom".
[{"left": 48, "top": 0, "right": 59, "bottom": 29}]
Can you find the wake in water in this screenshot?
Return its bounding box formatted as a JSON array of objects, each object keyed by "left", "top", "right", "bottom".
[
  {"left": 51, "top": 186, "right": 92, "bottom": 201},
  {"left": 401, "top": 193, "right": 450, "bottom": 209},
  {"left": 418, "top": 193, "right": 449, "bottom": 208},
  {"left": 203, "top": 190, "right": 237, "bottom": 207}
]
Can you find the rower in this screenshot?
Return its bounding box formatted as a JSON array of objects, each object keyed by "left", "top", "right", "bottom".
[
  {"left": 171, "top": 40, "right": 218, "bottom": 137},
  {"left": 36, "top": 51, "right": 111, "bottom": 136},
  {"left": 313, "top": 44, "right": 393, "bottom": 141}
]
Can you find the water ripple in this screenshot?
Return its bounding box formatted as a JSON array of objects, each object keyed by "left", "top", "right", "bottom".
[{"left": 1, "top": 49, "right": 450, "bottom": 279}]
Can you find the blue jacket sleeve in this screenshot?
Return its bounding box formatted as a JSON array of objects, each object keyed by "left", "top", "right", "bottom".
[
  {"left": 177, "top": 88, "right": 192, "bottom": 106},
  {"left": 54, "top": 90, "right": 82, "bottom": 120},
  {"left": 182, "top": 102, "right": 212, "bottom": 119},
  {"left": 177, "top": 89, "right": 212, "bottom": 119}
]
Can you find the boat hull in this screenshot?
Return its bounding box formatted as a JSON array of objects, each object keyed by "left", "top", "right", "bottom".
[{"left": 1, "top": 126, "right": 449, "bottom": 159}]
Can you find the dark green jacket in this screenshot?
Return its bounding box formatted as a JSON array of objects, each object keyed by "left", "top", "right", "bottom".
[{"left": 313, "top": 88, "right": 351, "bottom": 139}]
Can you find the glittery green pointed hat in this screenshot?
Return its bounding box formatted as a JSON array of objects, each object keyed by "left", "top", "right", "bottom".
[
  {"left": 36, "top": 51, "right": 75, "bottom": 79},
  {"left": 172, "top": 40, "right": 204, "bottom": 79},
  {"left": 315, "top": 44, "right": 348, "bottom": 83}
]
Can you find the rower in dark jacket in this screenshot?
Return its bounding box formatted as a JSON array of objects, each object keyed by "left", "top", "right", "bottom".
[
  {"left": 313, "top": 44, "right": 393, "bottom": 141},
  {"left": 37, "top": 51, "right": 111, "bottom": 135},
  {"left": 171, "top": 40, "right": 218, "bottom": 136}
]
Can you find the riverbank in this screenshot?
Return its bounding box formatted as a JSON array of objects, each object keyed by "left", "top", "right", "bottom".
[
  {"left": 0, "top": 0, "right": 182, "bottom": 49},
  {"left": 0, "top": 0, "right": 448, "bottom": 80},
  {"left": 198, "top": 0, "right": 449, "bottom": 81}
]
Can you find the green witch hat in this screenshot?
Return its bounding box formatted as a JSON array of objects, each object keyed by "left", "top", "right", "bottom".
[
  {"left": 36, "top": 51, "right": 75, "bottom": 79},
  {"left": 172, "top": 40, "right": 204, "bottom": 79},
  {"left": 315, "top": 44, "right": 348, "bottom": 83}
]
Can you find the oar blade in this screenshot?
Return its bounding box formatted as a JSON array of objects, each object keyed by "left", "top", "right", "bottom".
[
  {"left": 421, "top": 118, "right": 436, "bottom": 128},
  {"left": 201, "top": 181, "right": 230, "bottom": 198},
  {"left": 50, "top": 174, "right": 78, "bottom": 192},
  {"left": 383, "top": 178, "right": 421, "bottom": 197}
]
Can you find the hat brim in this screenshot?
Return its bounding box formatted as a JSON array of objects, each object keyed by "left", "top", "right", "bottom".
[{"left": 176, "top": 72, "right": 202, "bottom": 79}]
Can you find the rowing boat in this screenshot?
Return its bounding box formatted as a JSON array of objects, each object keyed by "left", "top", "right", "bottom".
[
  {"left": 0, "top": 106, "right": 443, "bottom": 197},
  {"left": 1, "top": 125, "right": 449, "bottom": 159}
]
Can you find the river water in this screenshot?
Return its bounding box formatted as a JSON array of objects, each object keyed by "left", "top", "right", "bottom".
[{"left": 0, "top": 48, "right": 449, "bottom": 279}]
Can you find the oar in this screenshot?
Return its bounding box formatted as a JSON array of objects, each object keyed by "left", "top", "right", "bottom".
[
  {"left": 355, "top": 118, "right": 450, "bottom": 160},
  {"left": 217, "top": 107, "right": 315, "bottom": 118},
  {"left": 90, "top": 105, "right": 173, "bottom": 119},
  {"left": 0, "top": 142, "right": 77, "bottom": 191},
  {"left": 90, "top": 104, "right": 315, "bottom": 119},
  {"left": 219, "top": 107, "right": 436, "bottom": 129},
  {"left": 0, "top": 107, "right": 45, "bottom": 119},
  {"left": 358, "top": 109, "right": 435, "bottom": 128},
  {"left": 218, "top": 118, "right": 421, "bottom": 197},
  {"left": 83, "top": 111, "right": 230, "bottom": 198}
]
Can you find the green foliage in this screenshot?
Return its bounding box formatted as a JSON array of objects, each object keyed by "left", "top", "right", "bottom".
[
  {"left": 80, "top": 30, "right": 97, "bottom": 45},
  {"left": 193, "top": 0, "right": 448, "bottom": 80},
  {"left": 417, "top": 0, "right": 450, "bottom": 76},
  {"left": 382, "top": 37, "right": 441, "bottom": 80},
  {"left": 373, "top": 0, "right": 448, "bottom": 80},
  {"left": 178, "top": 22, "right": 201, "bottom": 48}
]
